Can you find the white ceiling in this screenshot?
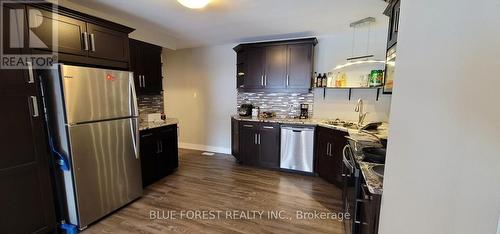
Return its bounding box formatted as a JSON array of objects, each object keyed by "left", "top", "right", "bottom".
[{"left": 67, "top": 0, "right": 389, "bottom": 49}]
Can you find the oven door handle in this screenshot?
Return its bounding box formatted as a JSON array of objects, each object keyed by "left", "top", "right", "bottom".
[{"left": 343, "top": 145, "right": 355, "bottom": 173}]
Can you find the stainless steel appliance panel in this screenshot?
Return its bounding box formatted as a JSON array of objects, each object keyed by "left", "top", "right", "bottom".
[
  {"left": 280, "top": 126, "right": 315, "bottom": 172},
  {"left": 61, "top": 65, "right": 135, "bottom": 124},
  {"left": 68, "top": 118, "right": 142, "bottom": 227}
]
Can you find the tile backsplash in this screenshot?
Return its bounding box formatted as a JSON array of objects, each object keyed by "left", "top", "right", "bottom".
[
  {"left": 237, "top": 92, "right": 314, "bottom": 118},
  {"left": 138, "top": 95, "right": 164, "bottom": 121}
]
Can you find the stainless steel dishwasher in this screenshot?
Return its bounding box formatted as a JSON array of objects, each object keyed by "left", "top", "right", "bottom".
[{"left": 280, "top": 126, "right": 315, "bottom": 173}]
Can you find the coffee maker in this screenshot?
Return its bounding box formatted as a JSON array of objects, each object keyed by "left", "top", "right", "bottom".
[{"left": 299, "top": 104, "right": 309, "bottom": 119}]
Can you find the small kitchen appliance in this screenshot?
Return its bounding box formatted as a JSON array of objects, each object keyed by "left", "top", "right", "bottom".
[
  {"left": 238, "top": 104, "right": 253, "bottom": 117},
  {"left": 299, "top": 104, "right": 309, "bottom": 119}
]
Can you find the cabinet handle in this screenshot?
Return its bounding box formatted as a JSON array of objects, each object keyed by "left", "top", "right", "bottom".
[
  {"left": 261, "top": 75, "right": 264, "bottom": 86},
  {"left": 254, "top": 134, "right": 258, "bottom": 144},
  {"left": 286, "top": 74, "right": 289, "bottom": 86},
  {"left": 264, "top": 75, "right": 267, "bottom": 86},
  {"left": 243, "top": 125, "right": 253, "bottom": 128},
  {"left": 90, "top": 33, "right": 96, "bottom": 52},
  {"left": 141, "top": 133, "right": 153, "bottom": 138},
  {"left": 326, "top": 143, "right": 330, "bottom": 156},
  {"left": 142, "top": 75, "right": 146, "bottom": 88},
  {"left": 82, "top": 32, "right": 89, "bottom": 51},
  {"left": 139, "top": 75, "right": 143, "bottom": 87},
  {"left": 159, "top": 141, "right": 163, "bottom": 153},
  {"left": 28, "top": 96, "right": 39, "bottom": 117},
  {"left": 258, "top": 134, "right": 261, "bottom": 145},
  {"left": 26, "top": 61, "right": 34, "bottom": 83},
  {"left": 262, "top": 126, "right": 274, "bottom": 129},
  {"left": 395, "top": 10, "right": 400, "bottom": 33},
  {"left": 330, "top": 143, "right": 334, "bottom": 156}
]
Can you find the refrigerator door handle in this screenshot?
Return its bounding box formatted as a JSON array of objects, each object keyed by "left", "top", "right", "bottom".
[
  {"left": 130, "top": 118, "right": 139, "bottom": 159},
  {"left": 130, "top": 74, "right": 139, "bottom": 117}
]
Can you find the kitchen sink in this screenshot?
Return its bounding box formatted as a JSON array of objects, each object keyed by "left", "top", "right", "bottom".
[
  {"left": 371, "top": 165, "right": 385, "bottom": 178},
  {"left": 323, "top": 119, "right": 358, "bottom": 129}
]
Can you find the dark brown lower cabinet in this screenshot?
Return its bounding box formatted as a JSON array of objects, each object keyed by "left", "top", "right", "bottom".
[
  {"left": 258, "top": 124, "right": 280, "bottom": 169},
  {"left": 140, "top": 124, "right": 179, "bottom": 187},
  {"left": 238, "top": 121, "right": 280, "bottom": 169},
  {"left": 315, "top": 126, "right": 347, "bottom": 187},
  {"left": 239, "top": 122, "right": 260, "bottom": 166},
  {"left": 0, "top": 67, "right": 57, "bottom": 233},
  {"left": 231, "top": 118, "right": 240, "bottom": 161},
  {"left": 359, "top": 179, "right": 382, "bottom": 234}
]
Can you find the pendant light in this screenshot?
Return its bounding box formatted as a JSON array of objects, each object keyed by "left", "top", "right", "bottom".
[
  {"left": 332, "top": 17, "right": 385, "bottom": 71},
  {"left": 177, "top": 0, "right": 210, "bottom": 9}
]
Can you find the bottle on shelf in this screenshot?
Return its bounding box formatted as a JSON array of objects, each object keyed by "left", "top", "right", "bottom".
[
  {"left": 335, "top": 72, "right": 341, "bottom": 87},
  {"left": 312, "top": 72, "right": 318, "bottom": 87},
  {"left": 321, "top": 73, "right": 328, "bottom": 87},
  {"left": 327, "top": 72, "right": 333, "bottom": 87},
  {"left": 316, "top": 73, "right": 322, "bottom": 88},
  {"left": 340, "top": 73, "right": 347, "bottom": 87}
]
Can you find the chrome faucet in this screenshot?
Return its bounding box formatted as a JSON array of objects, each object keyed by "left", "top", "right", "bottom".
[{"left": 355, "top": 98, "right": 368, "bottom": 128}]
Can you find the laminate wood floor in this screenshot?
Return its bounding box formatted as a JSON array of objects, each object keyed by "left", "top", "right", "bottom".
[{"left": 82, "top": 149, "right": 345, "bottom": 234}]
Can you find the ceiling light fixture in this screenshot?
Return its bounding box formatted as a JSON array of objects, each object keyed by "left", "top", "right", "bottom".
[{"left": 177, "top": 0, "right": 210, "bottom": 9}]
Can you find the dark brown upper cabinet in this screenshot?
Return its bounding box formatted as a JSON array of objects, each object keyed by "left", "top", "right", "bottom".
[
  {"left": 25, "top": 3, "right": 134, "bottom": 69},
  {"left": 234, "top": 38, "right": 317, "bottom": 93},
  {"left": 27, "top": 6, "right": 87, "bottom": 57},
  {"left": 243, "top": 47, "right": 266, "bottom": 90},
  {"left": 384, "top": 0, "right": 400, "bottom": 49},
  {"left": 86, "top": 23, "right": 130, "bottom": 62},
  {"left": 264, "top": 45, "right": 288, "bottom": 89},
  {"left": 129, "top": 39, "right": 163, "bottom": 94}
]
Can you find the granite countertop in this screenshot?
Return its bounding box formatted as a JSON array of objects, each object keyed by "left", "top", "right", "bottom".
[
  {"left": 232, "top": 115, "right": 389, "bottom": 137},
  {"left": 358, "top": 161, "right": 384, "bottom": 195},
  {"left": 350, "top": 139, "right": 385, "bottom": 195},
  {"left": 232, "top": 115, "right": 320, "bottom": 126},
  {"left": 139, "top": 118, "right": 178, "bottom": 131}
]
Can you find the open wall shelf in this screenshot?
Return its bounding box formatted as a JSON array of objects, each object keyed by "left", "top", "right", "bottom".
[{"left": 315, "top": 86, "right": 383, "bottom": 101}]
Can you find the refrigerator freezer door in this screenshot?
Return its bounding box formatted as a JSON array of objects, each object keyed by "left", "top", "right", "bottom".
[
  {"left": 68, "top": 118, "right": 142, "bottom": 227},
  {"left": 61, "top": 65, "right": 136, "bottom": 124}
]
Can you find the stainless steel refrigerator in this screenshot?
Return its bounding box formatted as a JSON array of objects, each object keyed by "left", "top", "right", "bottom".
[{"left": 41, "top": 64, "right": 142, "bottom": 230}]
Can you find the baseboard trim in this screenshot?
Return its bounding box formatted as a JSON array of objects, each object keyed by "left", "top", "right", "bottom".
[{"left": 179, "top": 142, "right": 231, "bottom": 154}]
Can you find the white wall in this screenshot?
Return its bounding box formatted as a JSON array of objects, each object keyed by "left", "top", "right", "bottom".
[
  {"left": 312, "top": 22, "right": 392, "bottom": 122},
  {"left": 163, "top": 45, "right": 237, "bottom": 154},
  {"left": 379, "top": 1, "right": 500, "bottom": 234}
]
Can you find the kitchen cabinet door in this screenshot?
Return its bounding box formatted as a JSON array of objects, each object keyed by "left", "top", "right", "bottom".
[
  {"left": 331, "top": 130, "right": 348, "bottom": 186},
  {"left": 140, "top": 131, "right": 157, "bottom": 187},
  {"left": 87, "top": 23, "right": 129, "bottom": 62},
  {"left": 315, "top": 127, "right": 335, "bottom": 182},
  {"left": 239, "top": 122, "right": 260, "bottom": 166},
  {"left": 142, "top": 45, "right": 163, "bottom": 93},
  {"left": 0, "top": 67, "right": 57, "bottom": 233},
  {"left": 244, "top": 47, "right": 265, "bottom": 90},
  {"left": 231, "top": 118, "right": 240, "bottom": 161},
  {"left": 129, "top": 39, "right": 163, "bottom": 94},
  {"left": 264, "top": 45, "right": 287, "bottom": 89},
  {"left": 27, "top": 6, "right": 87, "bottom": 56},
  {"left": 129, "top": 39, "right": 143, "bottom": 92},
  {"left": 157, "top": 125, "right": 179, "bottom": 178},
  {"left": 258, "top": 123, "right": 280, "bottom": 169},
  {"left": 386, "top": 0, "right": 400, "bottom": 48},
  {"left": 287, "top": 44, "right": 313, "bottom": 90}
]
